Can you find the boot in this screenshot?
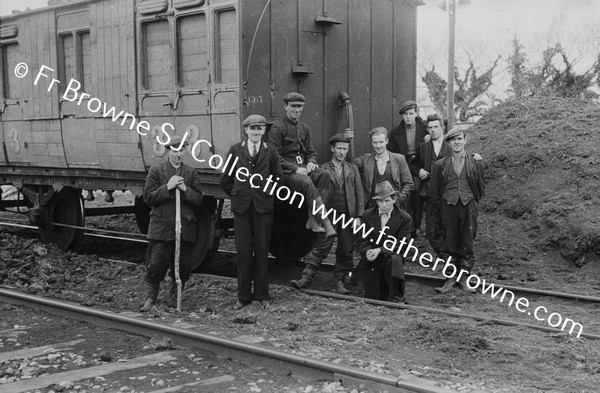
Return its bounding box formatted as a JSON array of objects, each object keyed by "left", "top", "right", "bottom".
[
  {"left": 435, "top": 278, "right": 457, "bottom": 294},
  {"left": 139, "top": 281, "right": 159, "bottom": 312},
  {"left": 399, "top": 279, "right": 406, "bottom": 303},
  {"left": 291, "top": 265, "right": 317, "bottom": 289},
  {"left": 457, "top": 275, "right": 476, "bottom": 294},
  {"left": 336, "top": 280, "right": 350, "bottom": 294},
  {"left": 167, "top": 280, "right": 185, "bottom": 308}
]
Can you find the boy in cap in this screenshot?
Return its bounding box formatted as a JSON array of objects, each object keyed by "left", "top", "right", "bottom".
[
  {"left": 356, "top": 181, "right": 412, "bottom": 303},
  {"left": 267, "top": 92, "right": 336, "bottom": 237},
  {"left": 388, "top": 100, "right": 430, "bottom": 237},
  {"left": 140, "top": 134, "right": 204, "bottom": 311},
  {"left": 221, "top": 115, "right": 283, "bottom": 309},
  {"left": 429, "top": 128, "right": 485, "bottom": 293},
  {"left": 290, "top": 133, "right": 364, "bottom": 292}
]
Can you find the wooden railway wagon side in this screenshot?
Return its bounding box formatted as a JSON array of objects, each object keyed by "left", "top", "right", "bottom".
[{"left": 0, "top": 0, "right": 422, "bottom": 265}]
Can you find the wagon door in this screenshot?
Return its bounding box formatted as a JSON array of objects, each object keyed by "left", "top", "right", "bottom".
[{"left": 209, "top": 4, "right": 240, "bottom": 157}]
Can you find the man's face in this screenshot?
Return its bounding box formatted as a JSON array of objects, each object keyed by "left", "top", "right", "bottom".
[
  {"left": 448, "top": 133, "right": 466, "bottom": 154},
  {"left": 371, "top": 133, "right": 388, "bottom": 155},
  {"left": 168, "top": 145, "right": 185, "bottom": 166},
  {"left": 376, "top": 195, "right": 395, "bottom": 212},
  {"left": 428, "top": 120, "right": 444, "bottom": 141},
  {"left": 284, "top": 101, "right": 304, "bottom": 122},
  {"left": 402, "top": 108, "right": 417, "bottom": 126},
  {"left": 330, "top": 142, "right": 349, "bottom": 162},
  {"left": 245, "top": 124, "right": 265, "bottom": 144}
]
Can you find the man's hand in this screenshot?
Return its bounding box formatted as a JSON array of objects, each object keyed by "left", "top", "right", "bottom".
[
  {"left": 177, "top": 182, "right": 187, "bottom": 192},
  {"left": 306, "top": 162, "right": 317, "bottom": 173},
  {"left": 419, "top": 169, "right": 429, "bottom": 180},
  {"left": 366, "top": 247, "right": 382, "bottom": 262},
  {"left": 295, "top": 167, "right": 309, "bottom": 176},
  {"left": 343, "top": 129, "right": 354, "bottom": 139},
  {"left": 472, "top": 153, "right": 483, "bottom": 161},
  {"left": 354, "top": 217, "right": 361, "bottom": 227},
  {"left": 167, "top": 175, "right": 183, "bottom": 190},
  {"left": 423, "top": 134, "right": 431, "bottom": 143}
]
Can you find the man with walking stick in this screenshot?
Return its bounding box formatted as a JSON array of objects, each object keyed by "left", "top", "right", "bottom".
[{"left": 140, "top": 135, "right": 204, "bottom": 312}]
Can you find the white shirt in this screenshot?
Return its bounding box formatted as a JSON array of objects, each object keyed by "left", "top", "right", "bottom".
[{"left": 248, "top": 142, "right": 260, "bottom": 157}]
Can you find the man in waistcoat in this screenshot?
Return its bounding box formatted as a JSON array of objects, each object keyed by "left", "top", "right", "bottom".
[{"left": 429, "top": 128, "right": 485, "bottom": 293}]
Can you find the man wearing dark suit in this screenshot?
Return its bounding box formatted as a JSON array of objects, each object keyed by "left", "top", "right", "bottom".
[
  {"left": 416, "top": 114, "right": 450, "bottom": 254},
  {"left": 290, "top": 133, "right": 364, "bottom": 293},
  {"left": 388, "top": 100, "right": 429, "bottom": 237},
  {"left": 140, "top": 135, "right": 204, "bottom": 312},
  {"left": 356, "top": 181, "right": 412, "bottom": 303},
  {"left": 430, "top": 128, "right": 485, "bottom": 294},
  {"left": 355, "top": 127, "right": 413, "bottom": 211},
  {"left": 221, "top": 115, "right": 283, "bottom": 309}
]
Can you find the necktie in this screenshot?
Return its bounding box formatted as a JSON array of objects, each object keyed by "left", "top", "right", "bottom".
[{"left": 252, "top": 144, "right": 258, "bottom": 157}]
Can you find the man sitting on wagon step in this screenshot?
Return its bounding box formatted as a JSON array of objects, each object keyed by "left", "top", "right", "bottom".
[
  {"left": 139, "top": 135, "right": 204, "bottom": 312},
  {"left": 267, "top": 92, "right": 336, "bottom": 237}
]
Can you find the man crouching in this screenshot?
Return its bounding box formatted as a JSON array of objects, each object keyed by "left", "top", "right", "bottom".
[
  {"left": 356, "top": 181, "right": 412, "bottom": 303},
  {"left": 139, "top": 135, "right": 204, "bottom": 311}
]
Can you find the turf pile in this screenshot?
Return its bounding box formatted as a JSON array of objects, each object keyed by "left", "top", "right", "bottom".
[{"left": 466, "top": 96, "right": 600, "bottom": 264}]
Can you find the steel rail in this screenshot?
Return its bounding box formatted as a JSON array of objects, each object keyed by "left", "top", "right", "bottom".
[
  {"left": 302, "top": 289, "right": 598, "bottom": 340},
  {"left": 3, "top": 220, "right": 600, "bottom": 305},
  {"left": 0, "top": 288, "right": 456, "bottom": 393}
]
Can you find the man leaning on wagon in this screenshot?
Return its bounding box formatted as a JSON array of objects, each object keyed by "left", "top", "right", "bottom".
[
  {"left": 388, "top": 100, "right": 430, "bottom": 237},
  {"left": 220, "top": 115, "right": 283, "bottom": 310},
  {"left": 429, "top": 127, "right": 485, "bottom": 294},
  {"left": 290, "top": 133, "right": 364, "bottom": 293},
  {"left": 140, "top": 135, "right": 204, "bottom": 312},
  {"left": 267, "top": 92, "right": 336, "bottom": 237}
]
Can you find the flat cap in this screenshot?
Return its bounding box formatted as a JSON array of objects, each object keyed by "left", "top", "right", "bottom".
[
  {"left": 399, "top": 100, "right": 418, "bottom": 114},
  {"left": 444, "top": 127, "right": 465, "bottom": 142},
  {"left": 372, "top": 181, "right": 398, "bottom": 200},
  {"left": 166, "top": 135, "right": 189, "bottom": 149},
  {"left": 328, "top": 133, "right": 351, "bottom": 145},
  {"left": 242, "top": 114, "right": 267, "bottom": 127},
  {"left": 283, "top": 92, "right": 306, "bottom": 103}
]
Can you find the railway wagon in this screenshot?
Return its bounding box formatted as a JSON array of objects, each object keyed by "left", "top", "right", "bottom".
[{"left": 0, "top": 0, "right": 422, "bottom": 267}]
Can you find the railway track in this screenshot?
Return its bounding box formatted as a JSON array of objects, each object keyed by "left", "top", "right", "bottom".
[{"left": 0, "top": 288, "right": 458, "bottom": 393}]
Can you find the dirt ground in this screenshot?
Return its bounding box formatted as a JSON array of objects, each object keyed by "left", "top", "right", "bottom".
[{"left": 1, "top": 97, "right": 600, "bottom": 392}]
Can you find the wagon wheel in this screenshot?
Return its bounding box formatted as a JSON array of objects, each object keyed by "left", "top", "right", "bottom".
[
  {"left": 190, "top": 196, "right": 220, "bottom": 272},
  {"left": 38, "top": 187, "right": 85, "bottom": 250},
  {"left": 134, "top": 195, "right": 151, "bottom": 234},
  {"left": 270, "top": 201, "right": 315, "bottom": 262}
]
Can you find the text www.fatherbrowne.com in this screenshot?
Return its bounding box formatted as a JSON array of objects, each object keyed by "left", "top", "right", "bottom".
[{"left": 312, "top": 201, "right": 584, "bottom": 338}]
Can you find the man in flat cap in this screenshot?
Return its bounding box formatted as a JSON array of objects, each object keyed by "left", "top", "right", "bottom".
[
  {"left": 388, "top": 100, "right": 430, "bottom": 238},
  {"left": 140, "top": 134, "right": 204, "bottom": 311},
  {"left": 290, "top": 133, "right": 364, "bottom": 292},
  {"left": 429, "top": 128, "right": 485, "bottom": 294},
  {"left": 356, "top": 181, "right": 412, "bottom": 303},
  {"left": 221, "top": 115, "right": 283, "bottom": 309},
  {"left": 267, "top": 92, "right": 336, "bottom": 237}
]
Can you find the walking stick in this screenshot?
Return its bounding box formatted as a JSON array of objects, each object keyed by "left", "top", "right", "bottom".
[{"left": 174, "top": 188, "right": 182, "bottom": 312}]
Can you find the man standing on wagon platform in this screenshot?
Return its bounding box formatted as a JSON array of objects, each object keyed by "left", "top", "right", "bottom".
[
  {"left": 268, "top": 92, "right": 336, "bottom": 237},
  {"left": 139, "top": 135, "right": 204, "bottom": 312}
]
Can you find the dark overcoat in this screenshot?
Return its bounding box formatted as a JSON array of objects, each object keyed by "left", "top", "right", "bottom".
[
  {"left": 220, "top": 140, "right": 283, "bottom": 214},
  {"left": 388, "top": 117, "right": 429, "bottom": 174},
  {"left": 143, "top": 160, "right": 204, "bottom": 243},
  {"left": 415, "top": 140, "right": 450, "bottom": 196}
]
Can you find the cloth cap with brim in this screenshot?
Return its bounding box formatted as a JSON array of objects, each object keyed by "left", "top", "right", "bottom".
[
  {"left": 444, "top": 128, "right": 465, "bottom": 142},
  {"left": 372, "top": 181, "right": 398, "bottom": 200},
  {"left": 398, "top": 100, "right": 418, "bottom": 114},
  {"left": 283, "top": 92, "right": 306, "bottom": 103},
  {"left": 328, "top": 133, "right": 351, "bottom": 145},
  {"left": 243, "top": 114, "right": 267, "bottom": 127},
  {"left": 166, "top": 135, "right": 189, "bottom": 149}
]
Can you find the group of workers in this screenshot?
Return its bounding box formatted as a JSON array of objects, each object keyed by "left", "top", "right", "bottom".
[{"left": 138, "top": 92, "right": 485, "bottom": 312}]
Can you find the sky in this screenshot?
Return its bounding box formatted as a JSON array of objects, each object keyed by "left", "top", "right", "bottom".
[{"left": 2, "top": 0, "right": 599, "bottom": 113}]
